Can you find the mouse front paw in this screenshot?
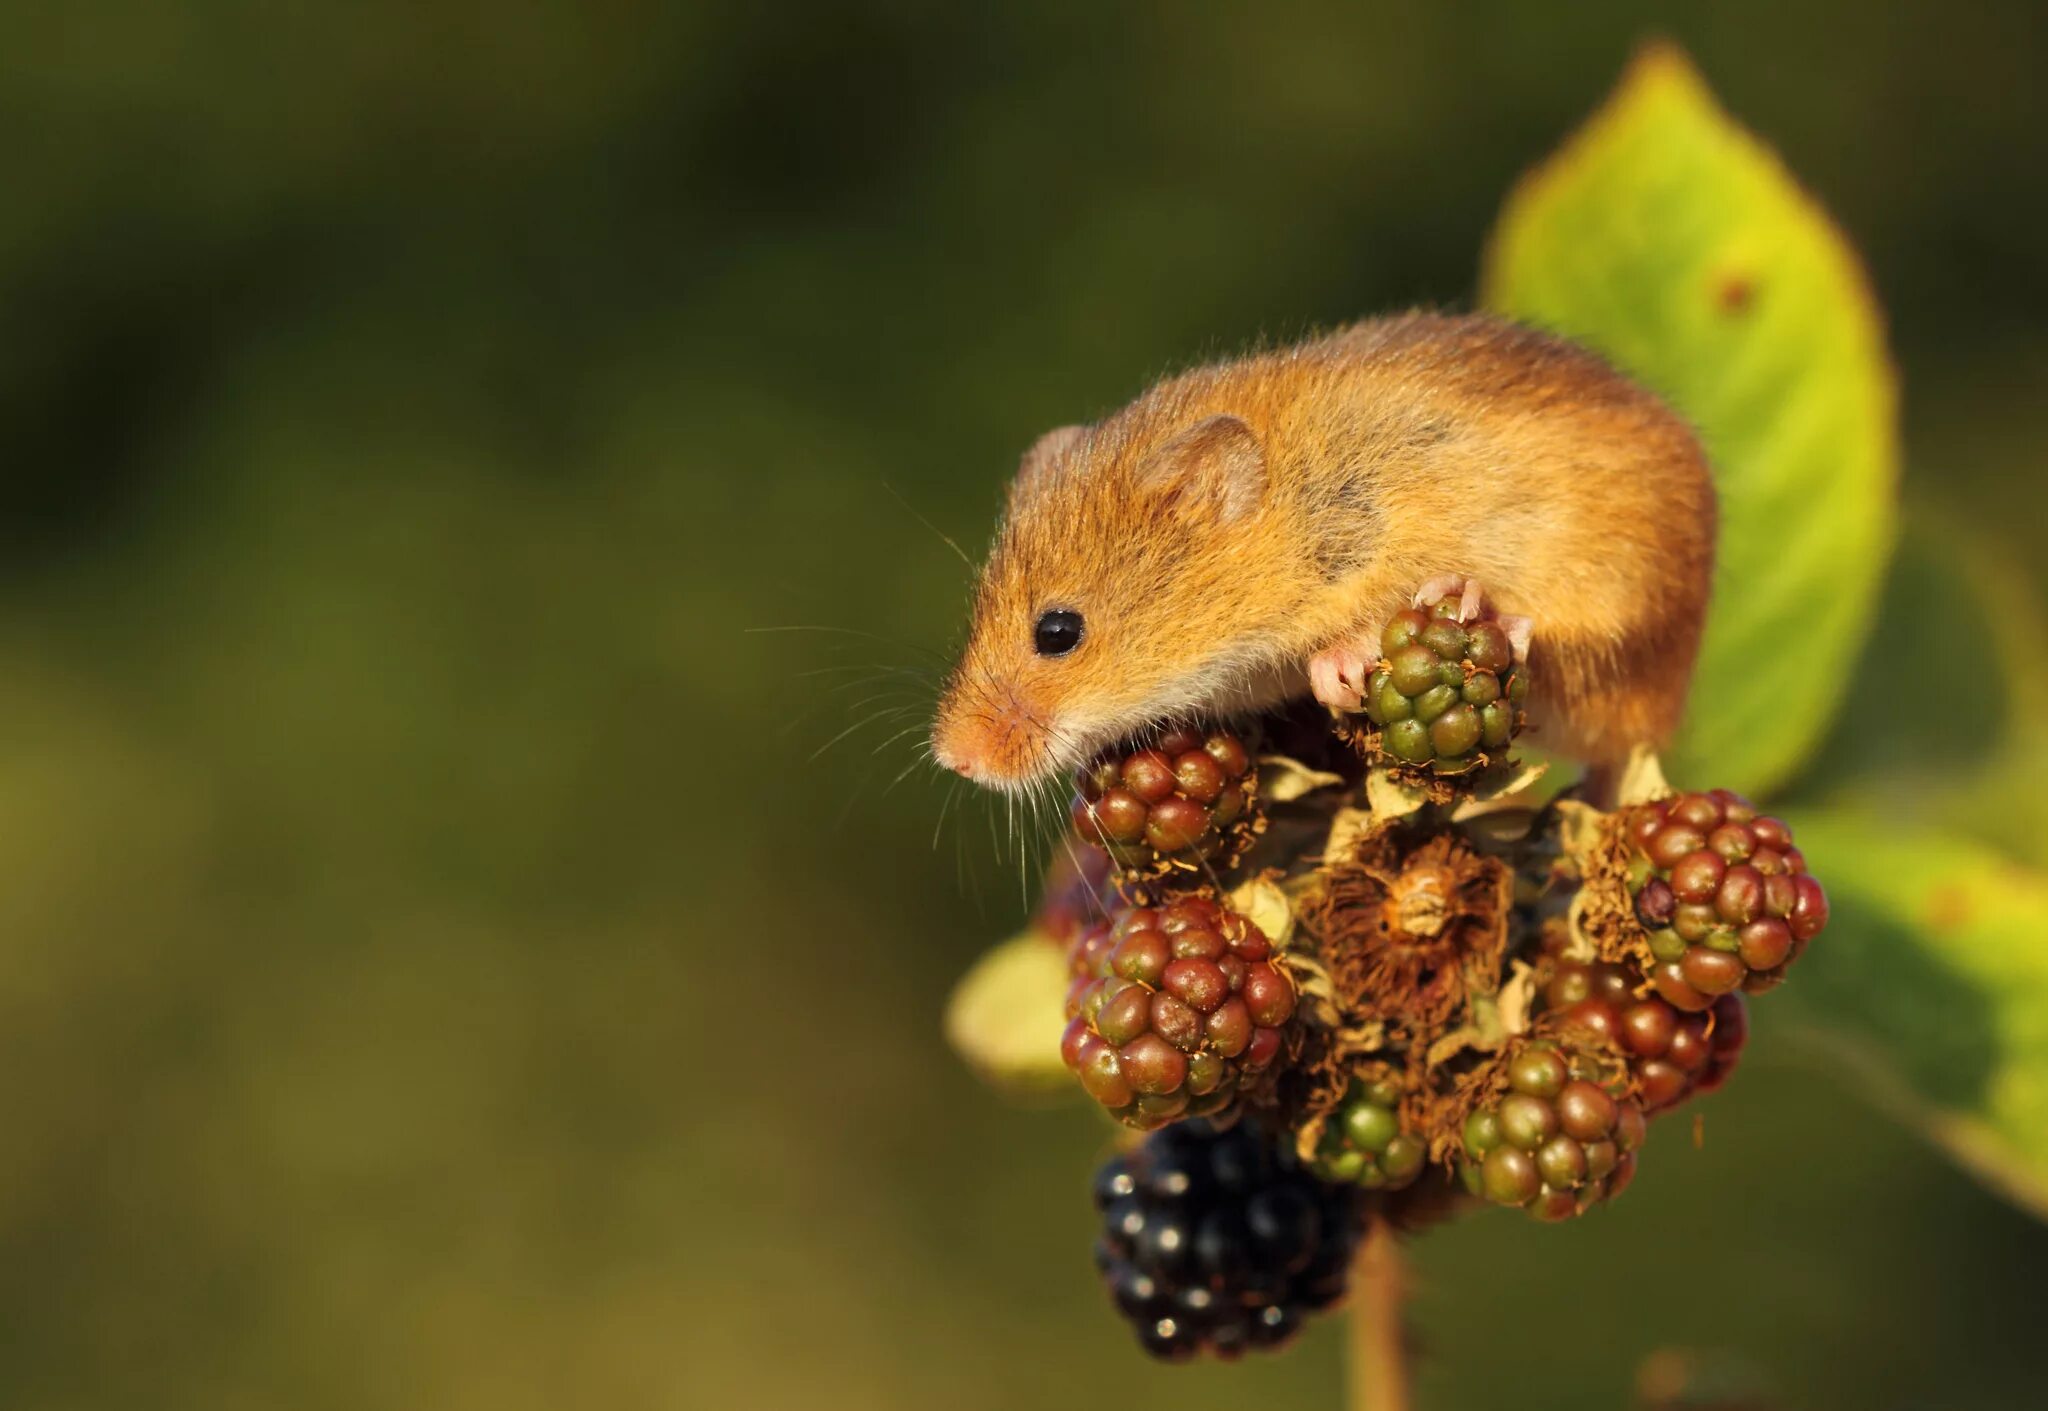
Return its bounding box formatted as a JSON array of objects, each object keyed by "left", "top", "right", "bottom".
[
  {"left": 1499, "top": 613, "right": 1533, "bottom": 666},
  {"left": 1308, "top": 636, "right": 1380, "bottom": 712},
  {"left": 1414, "top": 575, "right": 1532, "bottom": 664},
  {"left": 1412, "top": 573, "right": 1489, "bottom": 623}
]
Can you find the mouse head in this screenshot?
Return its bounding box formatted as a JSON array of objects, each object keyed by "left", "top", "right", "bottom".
[{"left": 931, "top": 409, "right": 1287, "bottom": 792}]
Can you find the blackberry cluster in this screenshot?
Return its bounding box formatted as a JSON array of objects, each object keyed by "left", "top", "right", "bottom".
[
  {"left": 1361, "top": 600, "right": 1525, "bottom": 774},
  {"left": 944, "top": 569, "right": 1843, "bottom": 1362},
  {"left": 1072, "top": 727, "right": 1259, "bottom": 877},
  {"left": 1308, "top": 1074, "right": 1428, "bottom": 1191},
  {"left": 1459, "top": 1040, "right": 1646, "bottom": 1221},
  {"left": 1093, "top": 1120, "right": 1360, "bottom": 1361},
  {"left": 1625, "top": 791, "right": 1829, "bottom": 1010},
  {"left": 1544, "top": 960, "right": 1747, "bottom": 1114},
  {"left": 1062, "top": 897, "right": 1298, "bottom": 1130}
]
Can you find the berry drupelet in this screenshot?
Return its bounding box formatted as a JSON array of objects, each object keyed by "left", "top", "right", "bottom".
[
  {"left": 1062, "top": 896, "right": 1299, "bottom": 1130},
  {"left": 1092, "top": 1120, "right": 1362, "bottom": 1360},
  {"left": 1624, "top": 791, "right": 1828, "bottom": 1010}
]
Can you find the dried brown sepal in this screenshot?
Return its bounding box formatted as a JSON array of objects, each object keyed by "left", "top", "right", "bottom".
[
  {"left": 1304, "top": 829, "right": 1514, "bottom": 1036},
  {"left": 1418, "top": 958, "right": 1540, "bottom": 1076},
  {"left": 1568, "top": 807, "right": 1643, "bottom": 966},
  {"left": 1320, "top": 805, "right": 1385, "bottom": 865},
  {"left": 1427, "top": 1050, "right": 1528, "bottom": 1165},
  {"left": 1281, "top": 1026, "right": 1379, "bottom": 1165},
  {"left": 1271, "top": 949, "right": 1397, "bottom": 1156},
  {"left": 1613, "top": 744, "right": 1675, "bottom": 808},
  {"left": 1452, "top": 758, "right": 1551, "bottom": 817},
  {"left": 1258, "top": 754, "right": 1352, "bottom": 804}
]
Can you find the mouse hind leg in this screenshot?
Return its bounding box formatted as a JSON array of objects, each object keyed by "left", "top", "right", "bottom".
[{"left": 1523, "top": 633, "right": 1690, "bottom": 773}]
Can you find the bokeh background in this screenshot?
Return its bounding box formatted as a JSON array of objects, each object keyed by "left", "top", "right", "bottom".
[{"left": 4, "top": 4, "right": 2046, "bottom": 1408}]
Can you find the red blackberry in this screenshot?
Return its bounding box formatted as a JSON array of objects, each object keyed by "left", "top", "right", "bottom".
[
  {"left": 1543, "top": 960, "right": 1750, "bottom": 1114},
  {"left": 1361, "top": 599, "right": 1527, "bottom": 774},
  {"left": 1459, "top": 1040, "right": 1647, "bottom": 1221},
  {"left": 1072, "top": 726, "right": 1260, "bottom": 881},
  {"left": 1092, "top": 1119, "right": 1361, "bottom": 1361},
  {"left": 1623, "top": 791, "right": 1829, "bottom": 1010},
  {"left": 1062, "top": 896, "right": 1298, "bottom": 1130}
]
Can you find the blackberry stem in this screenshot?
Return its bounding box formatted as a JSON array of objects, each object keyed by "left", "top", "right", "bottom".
[{"left": 1347, "top": 1214, "right": 1411, "bottom": 1411}]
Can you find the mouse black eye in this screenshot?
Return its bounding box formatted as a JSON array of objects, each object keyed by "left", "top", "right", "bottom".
[{"left": 1033, "top": 608, "right": 1084, "bottom": 657}]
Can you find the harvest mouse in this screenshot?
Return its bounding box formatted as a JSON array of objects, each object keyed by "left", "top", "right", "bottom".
[{"left": 930, "top": 312, "right": 1715, "bottom": 792}]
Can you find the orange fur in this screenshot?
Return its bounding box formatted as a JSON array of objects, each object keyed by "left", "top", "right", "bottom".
[{"left": 931, "top": 312, "right": 1716, "bottom": 789}]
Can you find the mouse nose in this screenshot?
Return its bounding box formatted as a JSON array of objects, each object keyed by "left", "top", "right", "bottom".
[
  {"left": 932, "top": 686, "right": 1041, "bottom": 786},
  {"left": 930, "top": 723, "right": 982, "bottom": 781}
]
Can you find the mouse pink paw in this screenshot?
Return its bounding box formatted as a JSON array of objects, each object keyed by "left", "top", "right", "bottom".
[
  {"left": 1498, "top": 613, "right": 1533, "bottom": 665},
  {"left": 1308, "top": 637, "right": 1380, "bottom": 712},
  {"left": 1412, "top": 574, "right": 1488, "bottom": 623}
]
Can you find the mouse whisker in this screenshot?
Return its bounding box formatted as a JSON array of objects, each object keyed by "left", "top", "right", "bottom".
[
  {"left": 747, "top": 622, "right": 951, "bottom": 667},
  {"left": 804, "top": 703, "right": 920, "bottom": 763},
  {"left": 865, "top": 719, "right": 933, "bottom": 759},
  {"left": 880, "top": 479, "right": 978, "bottom": 575}
]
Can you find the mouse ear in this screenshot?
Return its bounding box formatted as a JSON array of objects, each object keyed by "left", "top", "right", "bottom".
[
  {"left": 1135, "top": 414, "right": 1265, "bottom": 523},
  {"left": 1011, "top": 424, "right": 1091, "bottom": 501}
]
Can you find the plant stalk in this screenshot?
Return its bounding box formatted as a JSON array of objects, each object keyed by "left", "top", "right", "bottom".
[{"left": 1347, "top": 1214, "right": 1410, "bottom": 1411}]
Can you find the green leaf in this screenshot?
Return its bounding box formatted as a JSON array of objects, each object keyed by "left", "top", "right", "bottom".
[
  {"left": 1917, "top": 522, "right": 2048, "bottom": 869},
  {"left": 1775, "top": 811, "right": 2048, "bottom": 1218},
  {"left": 943, "top": 928, "right": 1074, "bottom": 1095},
  {"left": 1797, "top": 510, "right": 2048, "bottom": 867},
  {"left": 1483, "top": 42, "right": 1899, "bottom": 797}
]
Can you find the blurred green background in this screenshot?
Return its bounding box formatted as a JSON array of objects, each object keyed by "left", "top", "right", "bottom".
[{"left": 3, "top": 4, "right": 2045, "bottom": 1408}]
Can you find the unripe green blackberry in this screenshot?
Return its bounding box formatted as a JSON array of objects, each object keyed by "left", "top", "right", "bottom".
[
  {"left": 1459, "top": 1040, "right": 1646, "bottom": 1221},
  {"left": 1624, "top": 791, "right": 1829, "bottom": 1011},
  {"left": 1072, "top": 726, "right": 1260, "bottom": 880},
  {"left": 1361, "top": 601, "right": 1526, "bottom": 774},
  {"left": 1543, "top": 960, "right": 1750, "bottom": 1114},
  {"left": 1092, "top": 1120, "right": 1362, "bottom": 1361},
  {"left": 1307, "top": 1073, "right": 1428, "bottom": 1191},
  {"left": 1061, "top": 897, "right": 1299, "bottom": 1130}
]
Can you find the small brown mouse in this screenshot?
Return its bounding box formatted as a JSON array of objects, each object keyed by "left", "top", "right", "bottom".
[{"left": 930, "top": 311, "right": 1715, "bottom": 791}]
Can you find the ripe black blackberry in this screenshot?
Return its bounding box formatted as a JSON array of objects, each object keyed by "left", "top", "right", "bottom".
[{"left": 1091, "top": 1120, "right": 1361, "bottom": 1361}]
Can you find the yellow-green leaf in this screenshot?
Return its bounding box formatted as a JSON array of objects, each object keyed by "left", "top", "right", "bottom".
[
  {"left": 1776, "top": 811, "right": 2048, "bottom": 1218},
  {"left": 1227, "top": 875, "right": 1297, "bottom": 948},
  {"left": 1801, "top": 512, "right": 2048, "bottom": 866},
  {"left": 943, "top": 928, "right": 1074, "bottom": 1095},
  {"left": 1484, "top": 42, "right": 1899, "bottom": 797},
  {"left": 1258, "top": 754, "right": 1350, "bottom": 804}
]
